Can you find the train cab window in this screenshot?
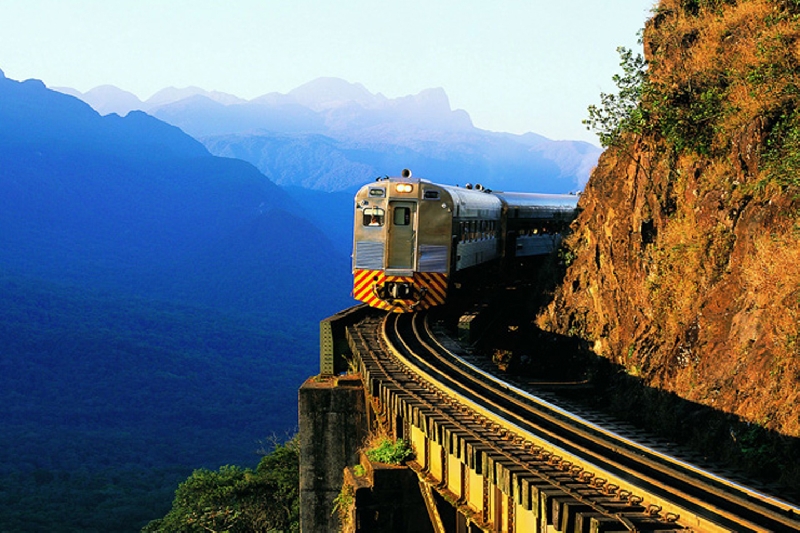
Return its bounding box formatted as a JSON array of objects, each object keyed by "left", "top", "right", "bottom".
[
  {"left": 369, "top": 188, "right": 386, "bottom": 198},
  {"left": 393, "top": 207, "right": 411, "bottom": 226},
  {"left": 362, "top": 207, "right": 385, "bottom": 227}
]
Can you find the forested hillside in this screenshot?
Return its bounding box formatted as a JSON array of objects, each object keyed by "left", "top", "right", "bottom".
[
  {"left": 0, "top": 70, "right": 351, "bottom": 531},
  {"left": 0, "top": 273, "right": 314, "bottom": 531}
]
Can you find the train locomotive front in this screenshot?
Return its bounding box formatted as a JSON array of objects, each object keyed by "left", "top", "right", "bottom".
[
  {"left": 352, "top": 173, "right": 450, "bottom": 312},
  {"left": 352, "top": 170, "right": 580, "bottom": 312},
  {"left": 352, "top": 170, "right": 503, "bottom": 312}
]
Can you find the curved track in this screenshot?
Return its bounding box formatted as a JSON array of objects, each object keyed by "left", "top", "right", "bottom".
[{"left": 380, "top": 311, "right": 800, "bottom": 532}]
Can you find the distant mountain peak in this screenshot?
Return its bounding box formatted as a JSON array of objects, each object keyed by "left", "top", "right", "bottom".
[
  {"left": 82, "top": 85, "right": 143, "bottom": 116},
  {"left": 84, "top": 84, "right": 139, "bottom": 98},
  {"left": 390, "top": 87, "right": 452, "bottom": 111},
  {"left": 52, "top": 86, "right": 83, "bottom": 98},
  {"left": 50, "top": 85, "right": 143, "bottom": 116},
  {"left": 287, "top": 77, "right": 384, "bottom": 111},
  {"left": 146, "top": 86, "right": 245, "bottom": 109}
]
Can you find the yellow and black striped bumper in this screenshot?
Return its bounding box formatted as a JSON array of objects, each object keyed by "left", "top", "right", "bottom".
[{"left": 353, "top": 269, "right": 448, "bottom": 312}]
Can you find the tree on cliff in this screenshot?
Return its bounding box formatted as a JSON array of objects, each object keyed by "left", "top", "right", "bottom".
[
  {"left": 584, "top": 45, "right": 648, "bottom": 148},
  {"left": 142, "top": 437, "right": 299, "bottom": 533}
]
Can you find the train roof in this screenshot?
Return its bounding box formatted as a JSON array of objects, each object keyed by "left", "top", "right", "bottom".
[
  {"left": 438, "top": 183, "right": 504, "bottom": 210},
  {"left": 493, "top": 191, "right": 580, "bottom": 210},
  {"left": 357, "top": 173, "right": 580, "bottom": 214}
]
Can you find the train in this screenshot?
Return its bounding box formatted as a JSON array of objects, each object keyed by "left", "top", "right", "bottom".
[{"left": 352, "top": 169, "right": 580, "bottom": 313}]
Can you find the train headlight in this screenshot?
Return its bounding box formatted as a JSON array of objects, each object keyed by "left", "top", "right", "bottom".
[{"left": 395, "top": 183, "right": 413, "bottom": 193}]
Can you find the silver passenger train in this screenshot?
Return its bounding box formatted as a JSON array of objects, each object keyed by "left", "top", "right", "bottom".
[{"left": 352, "top": 170, "right": 579, "bottom": 312}]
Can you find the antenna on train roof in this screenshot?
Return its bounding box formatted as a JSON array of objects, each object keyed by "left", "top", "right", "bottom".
[{"left": 401, "top": 168, "right": 412, "bottom": 178}]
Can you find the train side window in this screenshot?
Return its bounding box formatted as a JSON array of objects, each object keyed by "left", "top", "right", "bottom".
[
  {"left": 394, "top": 207, "right": 411, "bottom": 226},
  {"left": 363, "top": 207, "right": 385, "bottom": 227}
]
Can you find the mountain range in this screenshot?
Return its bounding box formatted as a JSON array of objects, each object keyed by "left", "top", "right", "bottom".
[
  {"left": 57, "top": 77, "right": 602, "bottom": 194},
  {"left": 2, "top": 69, "right": 350, "bottom": 317}
]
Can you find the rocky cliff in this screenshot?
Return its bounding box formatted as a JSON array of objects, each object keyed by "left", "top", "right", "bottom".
[{"left": 538, "top": 0, "right": 799, "bottom": 442}]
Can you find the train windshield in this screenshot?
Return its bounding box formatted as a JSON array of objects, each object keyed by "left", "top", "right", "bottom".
[{"left": 362, "top": 207, "right": 385, "bottom": 227}]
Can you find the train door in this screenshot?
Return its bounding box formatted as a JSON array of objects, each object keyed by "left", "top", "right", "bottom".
[{"left": 387, "top": 201, "right": 416, "bottom": 270}]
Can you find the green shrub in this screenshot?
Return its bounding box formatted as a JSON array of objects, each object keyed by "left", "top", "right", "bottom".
[{"left": 364, "top": 438, "right": 413, "bottom": 464}]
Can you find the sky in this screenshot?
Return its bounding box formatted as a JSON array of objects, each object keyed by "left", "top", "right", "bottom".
[{"left": 0, "top": 0, "right": 656, "bottom": 145}]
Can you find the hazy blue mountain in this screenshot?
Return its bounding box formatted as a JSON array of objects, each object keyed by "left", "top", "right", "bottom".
[
  {"left": 0, "top": 69, "right": 350, "bottom": 318},
  {"left": 58, "top": 77, "right": 601, "bottom": 194},
  {"left": 145, "top": 85, "right": 246, "bottom": 108},
  {"left": 0, "top": 69, "right": 356, "bottom": 530},
  {"left": 52, "top": 84, "right": 247, "bottom": 117},
  {"left": 203, "top": 128, "right": 589, "bottom": 194},
  {"left": 283, "top": 186, "right": 355, "bottom": 256},
  {"left": 51, "top": 84, "right": 145, "bottom": 116},
  {"left": 0, "top": 270, "right": 319, "bottom": 532},
  {"left": 281, "top": 76, "right": 383, "bottom": 111},
  {"left": 162, "top": 78, "right": 599, "bottom": 192},
  {"left": 149, "top": 94, "right": 326, "bottom": 137},
  {"left": 149, "top": 81, "right": 475, "bottom": 139}
]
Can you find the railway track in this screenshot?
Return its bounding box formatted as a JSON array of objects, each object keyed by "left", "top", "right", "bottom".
[{"left": 346, "top": 308, "right": 800, "bottom": 532}]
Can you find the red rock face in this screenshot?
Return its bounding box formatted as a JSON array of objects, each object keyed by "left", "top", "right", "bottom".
[{"left": 537, "top": 0, "right": 800, "bottom": 438}]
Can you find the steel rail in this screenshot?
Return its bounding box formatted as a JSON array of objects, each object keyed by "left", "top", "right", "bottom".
[
  {"left": 378, "top": 313, "right": 643, "bottom": 531},
  {"left": 380, "top": 313, "right": 656, "bottom": 531},
  {"left": 383, "top": 310, "right": 799, "bottom": 532},
  {"left": 423, "top": 314, "right": 800, "bottom": 521},
  {"left": 349, "top": 312, "right": 539, "bottom": 531}
]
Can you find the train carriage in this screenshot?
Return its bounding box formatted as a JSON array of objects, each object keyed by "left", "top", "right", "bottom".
[{"left": 352, "top": 170, "right": 579, "bottom": 312}]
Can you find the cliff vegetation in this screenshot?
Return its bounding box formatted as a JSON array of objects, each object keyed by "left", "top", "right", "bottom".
[{"left": 538, "top": 0, "right": 800, "bottom": 482}]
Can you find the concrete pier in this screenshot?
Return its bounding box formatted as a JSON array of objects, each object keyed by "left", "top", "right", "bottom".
[
  {"left": 299, "top": 375, "right": 367, "bottom": 533},
  {"left": 340, "top": 454, "right": 434, "bottom": 533}
]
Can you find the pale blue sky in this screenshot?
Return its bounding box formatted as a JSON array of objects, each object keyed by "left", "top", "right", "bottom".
[{"left": 0, "top": 0, "right": 655, "bottom": 144}]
